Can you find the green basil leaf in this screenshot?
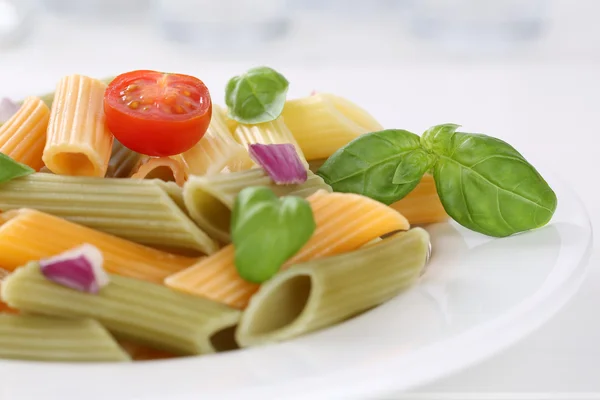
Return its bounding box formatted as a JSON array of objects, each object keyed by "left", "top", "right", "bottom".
[
  {"left": 231, "top": 186, "right": 316, "bottom": 283},
  {"left": 424, "top": 124, "right": 557, "bottom": 237},
  {"left": 225, "top": 66, "right": 289, "bottom": 125},
  {"left": 392, "top": 149, "right": 437, "bottom": 184},
  {"left": 317, "top": 129, "right": 435, "bottom": 205},
  {"left": 0, "top": 153, "right": 34, "bottom": 184},
  {"left": 420, "top": 123, "right": 461, "bottom": 154}
]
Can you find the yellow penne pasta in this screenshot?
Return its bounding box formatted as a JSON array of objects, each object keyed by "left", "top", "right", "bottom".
[
  {"left": 43, "top": 75, "right": 114, "bottom": 177},
  {"left": 0, "top": 209, "right": 197, "bottom": 283},
  {"left": 181, "top": 105, "right": 253, "bottom": 176},
  {"left": 390, "top": 174, "right": 449, "bottom": 225},
  {"left": 221, "top": 107, "right": 239, "bottom": 134},
  {"left": 166, "top": 190, "right": 409, "bottom": 309},
  {"left": 233, "top": 117, "right": 308, "bottom": 168},
  {"left": 0, "top": 269, "right": 15, "bottom": 314},
  {"left": 282, "top": 93, "right": 383, "bottom": 160},
  {"left": 131, "top": 156, "right": 189, "bottom": 187},
  {"left": 0, "top": 96, "right": 50, "bottom": 171}
]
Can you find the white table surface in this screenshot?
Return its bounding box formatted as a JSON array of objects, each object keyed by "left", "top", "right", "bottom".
[{"left": 0, "top": 1, "right": 598, "bottom": 398}]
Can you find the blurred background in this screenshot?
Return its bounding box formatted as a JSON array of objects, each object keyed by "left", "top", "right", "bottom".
[
  {"left": 1, "top": 0, "right": 599, "bottom": 397},
  {"left": 0, "top": 0, "right": 598, "bottom": 68}
]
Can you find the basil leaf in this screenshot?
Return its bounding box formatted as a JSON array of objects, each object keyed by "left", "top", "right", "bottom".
[
  {"left": 0, "top": 153, "right": 34, "bottom": 184},
  {"left": 317, "top": 130, "right": 436, "bottom": 205},
  {"left": 424, "top": 124, "right": 557, "bottom": 237},
  {"left": 231, "top": 186, "right": 316, "bottom": 283},
  {"left": 225, "top": 66, "right": 289, "bottom": 125}
]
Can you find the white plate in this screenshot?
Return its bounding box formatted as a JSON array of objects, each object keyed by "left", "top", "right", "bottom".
[{"left": 0, "top": 174, "right": 592, "bottom": 400}]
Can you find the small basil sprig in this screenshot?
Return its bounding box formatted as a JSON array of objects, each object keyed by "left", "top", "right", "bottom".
[
  {"left": 316, "top": 129, "right": 436, "bottom": 205},
  {"left": 0, "top": 153, "right": 34, "bottom": 184},
  {"left": 225, "top": 66, "right": 289, "bottom": 125},
  {"left": 318, "top": 124, "right": 557, "bottom": 237},
  {"left": 231, "top": 186, "right": 316, "bottom": 283},
  {"left": 422, "top": 124, "right": 557, "bottom": 237}
]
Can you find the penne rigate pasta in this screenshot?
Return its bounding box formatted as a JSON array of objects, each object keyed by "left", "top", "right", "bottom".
[
  {"left": 131, "top": 155, "right": 189, "bottom": 187},
  {"left": 43, "top": 75, "right": 114, "bottom": 177},
  {"left": 0, "top": 173, "right": 218, "bottom": 254},
  {"left": 2, "top": 262, "right": 241, "bottom": 356},
  {"left": 183, "top": 169, "right": 331, "bottom": 243},
  {"left": 221, "top": 107, "right": 239, "bottom": 134},
  {"left": 0, "top": 314, "right": 130, "bottom": 362},
  {"left": 282, "top": 93, "right": 383, "bottom": 160},
  {"left": 0, "top": 209, "right": 198, "bottom": 283},
  {"left": 31, "top": 76, "right": 116, "bottom": 109},
  {"left": 181, "top": 105, "right": 253, "bottom": 176},
  {"left": 390, "top": 174, "right": 449, "bottom": 225},
  {"left": 0, "top": 96, "right": 50, "bottom": 171},
  {"left": 105, "top": 140, "right": 142, "bottom": 178},
  {"left": 233, "top": 117, "right": 308, "bottom": 168},
  {"left": 236, "top": 228, "right": 429, "bottom": 347},
  {"left": 166, "top": 190, "right": 410, "bottom": 309},
  {"left": 0, "top": 269, "right": 14, "bottom": 314}
]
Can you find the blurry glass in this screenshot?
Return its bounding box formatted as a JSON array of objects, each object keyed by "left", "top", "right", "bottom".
[
  {"left": 41, "top": 0, "right": 151, "bottom": 17},
  {"left": 291, "top": 0, "right": 410, "bottom": 15},
  {"left": 0, "top": 0, "right": 34, "bottom": 49},
  {"left": 153, "top": 0, "right": 289, "bottom": 51},
  {"left": 408, "top": 0, "right": 548, "bottom": 51}
]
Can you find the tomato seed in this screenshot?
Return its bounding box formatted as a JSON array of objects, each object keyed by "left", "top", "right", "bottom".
[{"left": 128, "top": 101, "right": 140, "bottom": 109}]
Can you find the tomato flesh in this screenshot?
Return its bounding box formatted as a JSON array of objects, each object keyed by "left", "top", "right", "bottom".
[{"left": 104, "top": 70, "right": 212, "bottom": 157}]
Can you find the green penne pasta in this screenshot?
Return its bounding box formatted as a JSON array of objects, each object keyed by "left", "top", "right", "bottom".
[
  {"left": 0, "top": 173, "right": 218, "bottom": 255},
  {"left": 0, "top": 314, "right": 130, "bottom": 362},
  {"left": 236, "top": 228, "right": 430, "bottom": 347},
  {"left": 105, "top": 140, "right": 142, "bottom": 178},
  {"left": 183, "top": 169, "right": 332, "bottom": 243},
  {"left": 1, "top": 263, "right": 241, "bottom": 355}
]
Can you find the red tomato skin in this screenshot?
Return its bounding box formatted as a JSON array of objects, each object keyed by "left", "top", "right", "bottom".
[
  {"left": 103, "top": 70, "right": 212, "bottom": 157},
  {"left": 104, "top": 102, "right": 212, "bottom": 157}
]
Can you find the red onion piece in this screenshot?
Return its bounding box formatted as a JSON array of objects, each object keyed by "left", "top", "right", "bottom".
[
  {"left": 0, "top": 98, "right": 20, "bottom": 123},
  {"left": 39, "top": 244, "right": 109, "bottom": 294},
  {"left": 249, "top": 144, "right": 308, "bottom": 185}
]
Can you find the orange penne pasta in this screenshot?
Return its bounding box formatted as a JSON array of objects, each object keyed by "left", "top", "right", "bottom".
[
  {"left": 131, "top": 156, "right": 189, "bottom": 187},
  {"left": 43, "top": 75, "right": 114, "bottom": 177},
  {"left": 165, "top": 190, "right": 409, "bottom": 309},
  {"left": 390, "top": 174, "right": 449, "bottom": 225},
  {"left": 0, "top": 96, "right": 50, "bottom": 170},
  {"left": 0, "top": 209, "right": 198, "bottom": 283}
]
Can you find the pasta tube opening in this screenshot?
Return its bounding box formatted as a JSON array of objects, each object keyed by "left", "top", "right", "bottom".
[
  {"left": 209, "top": 326, "right": 239, "bottom": 352},
  {"left": 131, "top": 156, "right": 188, "bottom": 187},
  {"left": 50, "top": 151, "right": 97, "bottom": 176},
  {"left": 242, "top": 273, "right": 312, "bottom": 337}
]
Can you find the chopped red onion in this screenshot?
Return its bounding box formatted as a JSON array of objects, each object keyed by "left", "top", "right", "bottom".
[
  {"left": 39, "top": 244, "right": 109, "bottom": 294},
  {"left": 0, "top": 98, "right": 20, "bottom": 123},
  {"left": 249, "top": 144, "right": 308, "bottom": 185},
  {"left": 310, "top": 90, "right": 318, "bottom": 96}
]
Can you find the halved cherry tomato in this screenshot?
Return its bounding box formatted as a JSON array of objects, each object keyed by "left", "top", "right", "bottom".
[{"left": 104, "top": 70, "right": 212, "bottom": 157}]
